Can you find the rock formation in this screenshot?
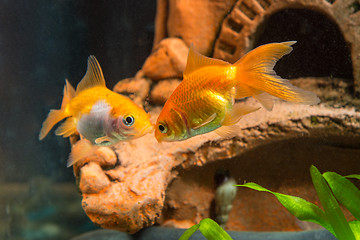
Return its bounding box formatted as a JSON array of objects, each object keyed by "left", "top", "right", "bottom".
[{"left": 74, "top": 0, "right": 360, "bottom": 233}]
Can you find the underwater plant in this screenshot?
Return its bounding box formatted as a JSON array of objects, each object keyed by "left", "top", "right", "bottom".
[
  {"left": 237, "top": 165, "right": 360, "bottom": 240},
  {"left": 178, "top": 218, "right": 233, "bottom": 240},
  {"left": 179, "top": 166, "right": 360, "bottom": 240}
]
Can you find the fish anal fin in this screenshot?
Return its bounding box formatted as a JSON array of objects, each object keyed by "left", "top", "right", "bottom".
[
  {"left": 76, "top": 56, "right": 106, "bottom": 94},
  {"left": 67, "top": 139, "right": 98, "bottom": 167},
  {"left": 222, "top": 104, "right": 260, "bottom": 126},
  {"left": 55, "top": 117, "right": 78, "bottom": 137},
  {"left": 192, "top": 113, "right": 217, "bottom": 130},
  {"left": 215, "top": 125, "right": 242, "bottom": 138},
  {"left": 254, "top": 92, "right": 274, "bottom": 111},
  {"left": 184, "top": 45, "right": 230, "bottom": 77}
]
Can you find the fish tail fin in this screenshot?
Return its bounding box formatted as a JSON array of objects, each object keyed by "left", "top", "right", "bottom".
[
  {"left": 39, "top": 80, "right": 74, "bottom": 140},
  {"left": 39, "top": 109, "right": 68, "bottom": 140},
  {"left": 234, "top": 41, "right": 320, "bottom": 107},
  {"left": 67, "top": 139, "right": 98, "bottom": 167}
]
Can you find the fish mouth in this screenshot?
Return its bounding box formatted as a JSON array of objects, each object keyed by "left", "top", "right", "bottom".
[
  {"left": 155, "top": 133, "right": 162, "bottom": 143},
  {"left": 141, "top": 123, "right": 154, "bottom": 135}
]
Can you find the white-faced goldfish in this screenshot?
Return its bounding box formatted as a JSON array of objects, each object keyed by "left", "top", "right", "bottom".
[
  {"left": 155, "top": 41, "right": 320, "bottom": 142},
  {"left": 39, "top": 56, "right": 153, "bottom": 166}
]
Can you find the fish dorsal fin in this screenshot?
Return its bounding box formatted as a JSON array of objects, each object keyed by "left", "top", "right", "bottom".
[
  {"left": 76, "top": 56, "right": 106, "bottom": 94},
  {"left": 183, "top": 45, "right": 230, "bottom": 77},
  {"left": 61, "top": 79, "right": 76, "bottom": 108}
]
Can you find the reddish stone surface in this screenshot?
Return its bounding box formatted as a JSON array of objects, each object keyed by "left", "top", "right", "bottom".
[
  {"left": 79, "top": 162, "right": 110, "bottom": 194},
  {"left": 166, "top": 0, "right": 236, "bottom": 55},
  {"left": 113, "top": 76, "right": 151, "bottom": 106},
  {"left": 73, "top": 0, "right": 360, "bottom": 234},
  {"left": 142, "top": 38, "right": 188, "bottom": 81},
  {"left": 75, "top": 98, "right": 360, "bottom": 232},
  {"left": 150, "top": 78, "right": 181, "bottom": 105}
]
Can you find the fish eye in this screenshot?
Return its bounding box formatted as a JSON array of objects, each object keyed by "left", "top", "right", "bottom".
[
  {"left": 123, "top": 114, "right": 134, "bottom": 126},
  {"left": 158, "top": 123, "right": 168, "bottom": 134}
]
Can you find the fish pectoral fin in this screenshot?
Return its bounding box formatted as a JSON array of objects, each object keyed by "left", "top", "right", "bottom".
[
  {"left": 55, "top": 117, "right": 78, "bottom": 137},
  {"left": 253, "top": 92, "right": 274, "bottom": 111},
  {"left": 215, "top": 125, "right": 242, "bottom": 138},
  {"left": 95, "top": 136, "right": 113, "bottom": 145},
  {"left": 76, "top": 56, "right": 106, "bottom": 94},
  {"left": 222, "top": 104, "right": 260, "bottom": 126},
  {"left": 192, "top": 113, "right": 217, "bottom": 130},
  {"left": 184, "top": 45, "right": 230, "bottom": 77}
]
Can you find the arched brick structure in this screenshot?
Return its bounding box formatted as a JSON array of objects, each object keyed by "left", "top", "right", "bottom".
[{"left": 213, "top": 0, "right": 360, "bottom": 93}]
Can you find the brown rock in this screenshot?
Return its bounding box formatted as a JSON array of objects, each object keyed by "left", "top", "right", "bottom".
[
  {"left": 167, "top": 0, "right": 236, "bottom": 55},
  {"left": 150, "top": 79, "right": 181, "bottom": 104},
  {"left": 79, "top": 162, "right": 111, "bottom": 194},
  {"left": 95, "top": 147, "right": 118, "bottom": 168},
  {"left": 81, "top": 150, "right": 174, "bottom": 233},
  {"left": 153, "top": 0, "right": 168, "bottom": 47},
  {"left": 72, "top": 146, "right": 118, "bottom": 179},
  {"left": 76, "top": 94, "right": 360, "bottom": 232},
  {"left": 113, "top": 76, "right": 151, "bottom": 106},
  {"left": 142, "top": 38, "right": 188, "bottom": 81}
]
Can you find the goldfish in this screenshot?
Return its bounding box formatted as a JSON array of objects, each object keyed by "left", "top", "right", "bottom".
[
  {"left": 155, "top": 41, "right": 320, "bottom": 142},
  {"left": 39, "top": 56, "right": 153, "bottom": 166}
]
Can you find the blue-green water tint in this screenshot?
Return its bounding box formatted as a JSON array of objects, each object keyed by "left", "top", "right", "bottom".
[
  {"left": 0, "top": 0, "right": 358, "bottom": 239},
  {"left": 0, "top": 0, "right": 155, "bottom": 239}
]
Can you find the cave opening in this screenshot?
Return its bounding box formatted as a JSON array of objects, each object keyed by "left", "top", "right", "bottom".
[
  {"left": 253, "top": 8, "right": 353, "bottom": 82},
  {"left": 162, "top": 136, "right": 360, "bottom": 231}
]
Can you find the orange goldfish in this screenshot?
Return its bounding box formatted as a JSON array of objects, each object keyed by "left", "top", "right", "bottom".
[
  {"left": 39, "top": 56, "right": 153, "bottom": 166},
  {"left": 155, "top": 41, "right": 319, "bottom": 142}
]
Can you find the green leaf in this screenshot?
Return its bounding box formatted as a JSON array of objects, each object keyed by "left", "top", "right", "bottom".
[
  {"left": 347, "top": 175, "right": 360, "bottom": 181},
  {"left": 310, "top": 165, "right": 355, "bottom": 240},
  {"left": 236, "top": 182, "right": 334, "bottom": 235},
  {"left": 178, "top": 219, "right": 233, "bottom": 240},
  {"left": 178, "top": 223, "right": 200, "bottom": 240},
  {"left": 198, "top": 218, "right": 233, "bottom": 240},
  {"left": 349, "top": 221, "right": 360, "bottom": 240},
  {"left": 324, "top": 172, "right": 360, "bottom": 221}
]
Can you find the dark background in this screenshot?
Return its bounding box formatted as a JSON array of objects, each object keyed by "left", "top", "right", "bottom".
[{"left": 0, "top": 0, "right": 156, "bottom": 182}]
